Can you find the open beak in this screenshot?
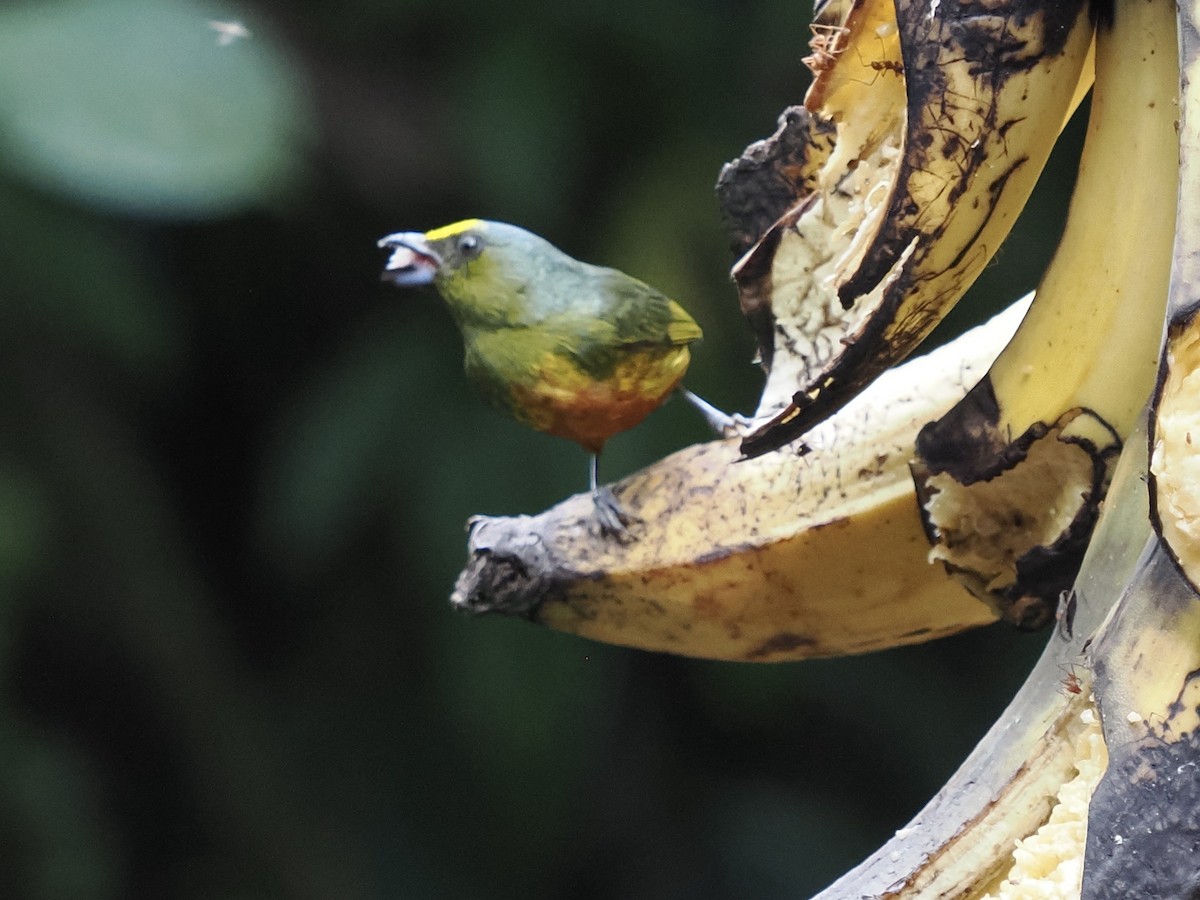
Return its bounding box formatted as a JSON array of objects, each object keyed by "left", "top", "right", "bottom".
[{"left": 377, "top": 232, "right": 442, "bottom": 286}]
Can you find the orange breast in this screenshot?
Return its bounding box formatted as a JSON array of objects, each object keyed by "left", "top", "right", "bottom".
[{"left": 509, "top": 346, "right": 692, "bottom": 453}]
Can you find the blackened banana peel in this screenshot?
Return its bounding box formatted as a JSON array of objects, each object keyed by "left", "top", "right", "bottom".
[{"left": 720, "top": 0, "right": 1094, "bottom": 458}]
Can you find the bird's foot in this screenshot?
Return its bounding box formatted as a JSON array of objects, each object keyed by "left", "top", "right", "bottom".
[
  {"left": 591, "top": 486, "right": 641, "bottom": 543},
  {"left": 677, "top": 388, "right": 752, "bottom": 438},
  {"left": 718, "top": 412, "right": 754, "bottom": 439}
]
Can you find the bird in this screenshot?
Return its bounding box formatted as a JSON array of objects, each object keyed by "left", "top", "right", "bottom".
[{"left": 377, "top": 219, "right": 740, "bottom": 538}]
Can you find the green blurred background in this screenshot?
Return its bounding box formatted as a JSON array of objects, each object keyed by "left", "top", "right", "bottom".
[{"left": 0, "top": 0, "right": 1087, "bottom": 897}]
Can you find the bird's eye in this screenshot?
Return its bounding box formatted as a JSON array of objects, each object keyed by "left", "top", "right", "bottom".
[{"left": 458, "top": 235, "right": 482, "bottom": 258}]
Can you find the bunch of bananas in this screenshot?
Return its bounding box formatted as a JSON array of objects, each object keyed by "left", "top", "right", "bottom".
[{"left": 449, "top": 0, "right": 1200, "bottom": 895}]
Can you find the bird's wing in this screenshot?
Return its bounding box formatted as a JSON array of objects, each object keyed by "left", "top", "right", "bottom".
[{"left": 591, "top": 268, "right": 703, "bottom": 348}]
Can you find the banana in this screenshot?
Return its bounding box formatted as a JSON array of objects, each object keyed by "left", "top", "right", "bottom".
[
  {"left": 1075, "top": 8, "right": 1200, "bottom": 892},
  {"left": 811, "top": 408, "right": 1151, "bottom": 900},
  {"left": 817, "top": 409, "right": 1200, "bottom": 900},
  {"left": 451, "top": 297, "right": 1029, "bottom": 661},
  {"left": 731, "top": 0, "right": 1094, "bottom": 457},
  {"left": 912, "top": 0, "right": 1178, "bottom": 629},
  {"left": 1151, "top": 0, "right": 1200, "bottom": 594},
  {"left": 817, "top": 1, "right": 1200, "bottom": 895}
]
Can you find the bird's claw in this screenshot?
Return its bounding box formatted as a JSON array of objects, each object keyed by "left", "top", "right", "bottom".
[
  {"left": 719, "top": 412, "right": 754, "bottom": 439},
  {"left": 677, "top": 388, "right": 751, "bottom": 439},
  {"left": 591, "top": 486, "right": 641, "bottom": 543}
]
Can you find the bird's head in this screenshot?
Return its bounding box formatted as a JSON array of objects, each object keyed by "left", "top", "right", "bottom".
[
  {"left": 378, "top": 219, "right": 567, "bottom": 328},
  {"left": 377, "top": 218, "right": 484, "bottom": 287}
]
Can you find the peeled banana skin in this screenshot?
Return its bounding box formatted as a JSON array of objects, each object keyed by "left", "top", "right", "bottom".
[{"left": 730, "top": 0, "right": 1094, "bottom": 457}]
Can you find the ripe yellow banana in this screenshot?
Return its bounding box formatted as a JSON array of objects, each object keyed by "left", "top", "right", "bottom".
[
  {"left": 912, "top": 0, "right": 1178, "bottom": 629},
  {"left": 732, "top": 0, "right": 1094, "bottom": 457},
  {"left": 452, "top": 297, "right": 1029, "bottom": 661}
]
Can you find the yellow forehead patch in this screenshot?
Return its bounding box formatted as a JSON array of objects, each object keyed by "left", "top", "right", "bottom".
[{"left": 424, "top": 219, "right": 485, "bottom": 242}]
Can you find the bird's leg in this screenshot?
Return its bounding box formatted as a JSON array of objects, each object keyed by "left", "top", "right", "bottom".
[
  {"left": 589, "top": 452, "right": 640, "bottom": 542},
  {"left": 677, "top": 388, "right": 752, "bottom": 438}
]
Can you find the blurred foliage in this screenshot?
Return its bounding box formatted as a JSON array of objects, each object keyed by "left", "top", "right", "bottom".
[
  {"left": 0, "top": 0, "right": 305, "bottom": 217},
  {"left": 0, "top": 0, "right": 1085, "bottom": 897}
]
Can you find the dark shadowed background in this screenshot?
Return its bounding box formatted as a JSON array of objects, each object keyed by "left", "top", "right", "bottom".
[{"left": 0, "top": 0, "right": 1087, "bottom": 896}]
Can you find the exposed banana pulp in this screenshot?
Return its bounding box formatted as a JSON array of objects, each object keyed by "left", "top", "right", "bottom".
[
  {"left": 734, "top": 137, "right": 902, "bottom": 424},
  {"left": 979, "top": 705, "right": 1106, "bottom": 900},
  {"left": 725, "top": 0, "right": 906, "bottom": 426},
  {"left": 920, "top": 428, "right": 1099, "bottom": 621},
  {"left": 1152, "top": 327, "right": 1200, "bottom": 581}
]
